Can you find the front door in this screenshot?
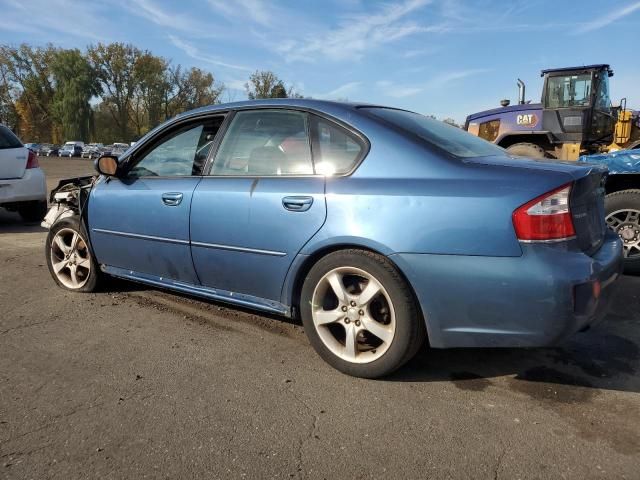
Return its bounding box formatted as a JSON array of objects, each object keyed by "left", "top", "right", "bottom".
[
  {"left": 89, "top": 116, "right": 224, "bottom": 283},
  {"left": 190, "top": 109, "right": 327, "bottom": 302}
]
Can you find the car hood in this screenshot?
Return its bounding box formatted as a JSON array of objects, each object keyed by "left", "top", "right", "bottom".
[{"left": 464, "top": 155, "right": 608, "bottom": 180}]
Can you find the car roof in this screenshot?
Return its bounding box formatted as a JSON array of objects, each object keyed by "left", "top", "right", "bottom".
[{"left": 174, "top": 98, "right": 384, "bottom": 120}]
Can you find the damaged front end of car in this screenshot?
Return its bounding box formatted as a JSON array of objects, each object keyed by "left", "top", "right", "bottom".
[{"left": 41, "top": 175, "right": 95, "bottom": 229}]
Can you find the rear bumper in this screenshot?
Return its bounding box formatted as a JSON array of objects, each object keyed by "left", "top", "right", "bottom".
[
  {"left": 0, "top": 168, "right": 47, "bottom": 205},
  {"left": 391, "top": 230, "right": 623, "bottom": 348}
]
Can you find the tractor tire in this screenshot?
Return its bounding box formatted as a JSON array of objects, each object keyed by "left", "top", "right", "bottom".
[
  {"left": 506, "top": 142, "right": 547, "bottom": 159},
  {"left": 605, "top": 189, "right": 640, "bottom": 275}
]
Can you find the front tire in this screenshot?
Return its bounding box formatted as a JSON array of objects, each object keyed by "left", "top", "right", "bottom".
[
  {"left": 300, "top": 249, "right": 425, "bottom": 378},
  {"left": 18, "top": 200, "right": 47, "bottom": 222},
  {"left": 605, "top": 189, "right": 640, "bottom": 275},
  {"left": 45, "top": 216, "right": 101, "bottom": 292},
  {"left": 506, "top": 142, "right": 547, "bottom": 158}
]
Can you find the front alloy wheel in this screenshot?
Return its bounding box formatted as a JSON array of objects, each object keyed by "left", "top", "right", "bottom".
[
  {"left": 46, "top": 216, "right": 101, "bottom": 292},
  {"left": 300, "top": 249, "right": 425, "bottom": 378}
]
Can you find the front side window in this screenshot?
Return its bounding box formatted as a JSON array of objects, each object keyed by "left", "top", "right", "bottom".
[
  {"left": 594, "top": 74, "right": 611, "bottom": 111},
  {"left": 545, "top": 74, "right": 592, "bottom": 108},
  {"left": 127, "top": 117, "right": 223, "bottom": 177},
  {"left": 363, "top": 108, "right": 506, "bottom": 158},
  {"left": 211, "top": 110, "right": 313, "bottom": 176}
]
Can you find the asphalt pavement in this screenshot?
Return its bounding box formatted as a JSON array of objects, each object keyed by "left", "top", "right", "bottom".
[{"left": 0, "top": 156, "right": 638, "bottom": 479}]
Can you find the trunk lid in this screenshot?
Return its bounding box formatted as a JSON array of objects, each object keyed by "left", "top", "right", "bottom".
[
  {"left": 0, "top": 126, "right": 27, "bottom": 179},
  {"left": 467, "top": 155, "right": 608, "bottom": 256}
]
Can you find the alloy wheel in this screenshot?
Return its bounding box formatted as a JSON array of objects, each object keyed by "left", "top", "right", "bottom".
[
  {"left": 50, "top": 227, "right": 92, "bottom": 289},
  {"left": 606, "top": 209, "right": 640, "bottom": 258},
  {"left": 311, "top": 266, "right": 396, "bottom": 364}
]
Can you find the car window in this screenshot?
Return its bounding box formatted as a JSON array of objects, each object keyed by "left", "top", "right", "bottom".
[
  {"left": 127, "top": 118, "right": 223, "bottom": 177},
  {"left": 362, "top": 107, "right": 506, "bottom": 158},
  {"left": 0, "top": 126, "right": 23, "bottom": 149},
  {"left": 211, "top": 110, "right": 313, "bottom": 176},
  {"left": 312, "top": 116, "right": 364, "bottom": 175}
]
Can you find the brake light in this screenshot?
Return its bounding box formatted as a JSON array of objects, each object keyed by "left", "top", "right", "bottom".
[
  {"left": 26, "top": 149, "right": 39, "bottom": 169},
  {"left": 512, "top": 183, "right": 575, "bottom": 241}
]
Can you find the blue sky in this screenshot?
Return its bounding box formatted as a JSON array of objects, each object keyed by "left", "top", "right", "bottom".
[{"left": 0, "top": 0, "right": 638, "bottom": 123}]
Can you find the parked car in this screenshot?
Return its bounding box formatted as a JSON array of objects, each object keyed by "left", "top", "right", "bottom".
[
  {"left": 0, "top": 125, "right": 47, "bottom": 221},
  {"left": 59, "top": 142, "right": 84, "bottom": 157},
  {"left": 81, "top": 143, "right": 104, "bottom": 159},
  {"left": 24, "top": 143, "right": 40, "bottom": 153},
  {"left": 41, "top": 144, "right": 60, "bottom": 156},
  {"left": 42, "top": 99, "right": 623, "bottom": 378}
]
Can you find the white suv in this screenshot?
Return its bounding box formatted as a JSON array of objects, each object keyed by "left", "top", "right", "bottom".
[{"left": 0, "top": 125, "right": 47, "bottom": 221}]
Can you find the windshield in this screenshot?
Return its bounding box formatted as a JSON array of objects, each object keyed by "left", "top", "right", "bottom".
[
  {"left": 546, "top": 74, "right": 592, "bottom": 108},
  {"left": 362, "top": 108, "right": 506, "bottom": 158}
]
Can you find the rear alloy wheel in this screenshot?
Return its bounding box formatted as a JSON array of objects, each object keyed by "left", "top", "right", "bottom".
[
  {"left": 506, "top": 142, "right": 547, "bottom": 158},
  {"left": 606, "top": 189, "right": 640, "bottom": 275},
  {"left": 46, "top": 216, "right": 100, "bottom": 291},
  {"left": 300, "top": 249, "right": 425, "bottom": 378}
]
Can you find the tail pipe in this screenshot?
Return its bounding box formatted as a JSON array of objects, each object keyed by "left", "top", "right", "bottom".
[{"left": 517, "top": 79, "right": 526, "bottom": 105}]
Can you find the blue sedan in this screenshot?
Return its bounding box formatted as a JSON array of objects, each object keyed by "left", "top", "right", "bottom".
[{"left": 44, "top": 99, "right": 623, "bottom": 378}]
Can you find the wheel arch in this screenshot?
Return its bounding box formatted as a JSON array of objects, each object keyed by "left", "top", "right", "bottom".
[
  {"left": 605, "top": 174, "right": 640, "bottom": 195},
  {"left": 282, "top": 240, "right": 431, "bottom": 345},
  {"left": 497, "top": 133, "right": 555, "bottom": 154}
]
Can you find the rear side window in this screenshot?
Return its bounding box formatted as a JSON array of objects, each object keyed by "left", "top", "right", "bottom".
[
  {"left": 311, "top": 116, "right": 365, "bottom": 175},
  {"left": 211, "top": 110, "right": 313, "bottom": 176},
  {"left": 0, "top": 126, "right": 23, "bottom": 149},
  {"left": 362, "top": 108, "right": 506, "bottom": 158}
]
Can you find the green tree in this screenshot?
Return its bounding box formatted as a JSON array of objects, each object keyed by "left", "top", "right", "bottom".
[
  {"left": 0, "top": 44, "right": 57, "bottom": 141},
  {"left": 51, "top": 49, "right": 100, "bottom": 141},
  {"left": 131, "top": 53, "right": 169, "bottom": 136},
  {"left": 245, "top": 70, "right": 300, "bottom": 99},
  {"left": 88, "top": 43, "right": 141, "bottom": 141}
]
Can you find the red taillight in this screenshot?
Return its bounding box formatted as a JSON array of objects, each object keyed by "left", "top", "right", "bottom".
[
  {"left": 26, "top": 149, "right": 39, "bottom": 169},
  {"left": 512, "top": 183, "right": 576, "bottom": 241}
]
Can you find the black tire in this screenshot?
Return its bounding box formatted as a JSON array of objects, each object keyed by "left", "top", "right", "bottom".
[
  {"left": 300, "top": 249, "right": 426, "bottom": 378},
  {"left": 45, "top": 216, "right": 102, "bottom": 292},
  {"left": 506, "top": 142, "right": 547, "bottom": 158},
  {"left": 18, "top": 200, "right": 47, "bottom": 222},
  {"left": 605, "top": 189, "right": 640, "bottom": 275}
]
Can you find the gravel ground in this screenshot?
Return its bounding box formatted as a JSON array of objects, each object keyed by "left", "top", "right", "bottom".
[{"left": 0, "top": 156, "right": 638, "bottom": 479}]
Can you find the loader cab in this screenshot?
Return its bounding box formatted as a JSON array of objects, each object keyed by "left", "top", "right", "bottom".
[{"left": 541, "top": 65, "right": 615, "bottom": 153}]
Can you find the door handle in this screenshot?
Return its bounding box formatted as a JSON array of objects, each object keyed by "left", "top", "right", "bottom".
[
  {"left": 282, "top": 196, "right": 313, "bottom": 212},
  {"left": 162, "top": 192, "right": 183, "bottom": 206}
]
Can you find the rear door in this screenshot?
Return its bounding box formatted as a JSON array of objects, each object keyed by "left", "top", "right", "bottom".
[
  {"left": 190, "top": 109, "right": 326, "bottom": 302},
  {"left": 0, "top": 126, "right": 27, "bottom": 179}
]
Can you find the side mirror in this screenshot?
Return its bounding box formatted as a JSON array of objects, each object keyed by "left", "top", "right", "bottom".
[{"left": 95, "top": 155, "right": 119, "bottom": 177}]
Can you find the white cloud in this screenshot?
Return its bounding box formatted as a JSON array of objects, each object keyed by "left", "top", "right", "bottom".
[
  {"left": 277, "top": 0, "right": 433, "bottom": 62},
  {"left": 208, "top": 0, "right": 272, "bottom": 26},
  {"left": 575, "top": 1, "right": 640, "bottom": 33},
  {"left": 313, "top": 81, "right": 362, "bottom": 100},
  {"left": 168, "top": 35, "right": 252, "bottom": 72},
  {"left": 380, "top": 69, "right": 490, "bottom": 98}
]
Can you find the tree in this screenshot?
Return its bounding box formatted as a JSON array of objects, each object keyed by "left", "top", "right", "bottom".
[
  {"left": 88, "top": 43, "right": 141, "bottom": 140},
  {"left": 245, "top": 70, "right": 300, "bottom": 99},
  {"left": 442, "top": 117, "right": 460, "bottom": 128},
  {"left": 131, "top": 53, "right": 168, "bottom": 135},
  {"left": 0, "top": 44, "right": 57, "bottom": 141},
  {"left": 164, "top": 66, "right": 224, "bottom": 118},
  {"left": 51, "top": 49, "right": 100, "bottom": 142}
]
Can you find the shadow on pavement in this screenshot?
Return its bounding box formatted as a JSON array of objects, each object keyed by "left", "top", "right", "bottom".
[
  {"left": 391, "top": 276, "right": 640, "bottom": 395},
  {"left": 0, "top": 209, "right": 47, "bottom": 234}
]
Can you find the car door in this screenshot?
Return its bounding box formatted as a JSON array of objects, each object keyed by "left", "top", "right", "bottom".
[
  {"left": 89, "top": 116, "right": 224, "bottom": 284},
  {"left": 190, "top": 109, "right": 327, "bottom": 304}
]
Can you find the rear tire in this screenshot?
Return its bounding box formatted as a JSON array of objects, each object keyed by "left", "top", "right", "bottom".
[
  {"left": 605, "top": 189, "right": 640, "bottom": 275},
  {"left": 506, "top": 142, "right": 547, "bottom": 158},
  {"left": 300, "top": 249, "right": 426, "bottom": 378},
  {"left": 18, "top": 200, "right": 47, "bottom": 222},
  {"left": 45, "top": 216, "right": 102, "bottom": 292}
]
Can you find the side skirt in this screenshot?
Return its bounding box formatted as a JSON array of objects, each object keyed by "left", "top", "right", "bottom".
[{"left": 101, "top": 265, "right": 291, "bottom": 317}]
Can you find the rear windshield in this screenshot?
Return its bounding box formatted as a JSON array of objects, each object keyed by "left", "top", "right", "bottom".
[
  {"left": 0, "top": 126, "right": 23, "bottom": 150},
  {"left": 361, "top": 107, "right": 506, "bottom": 158}
]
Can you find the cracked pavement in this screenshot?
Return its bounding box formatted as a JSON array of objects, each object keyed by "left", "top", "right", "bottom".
[{"left": 0, "top": 157, "right": 639, "bottom": 479}]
